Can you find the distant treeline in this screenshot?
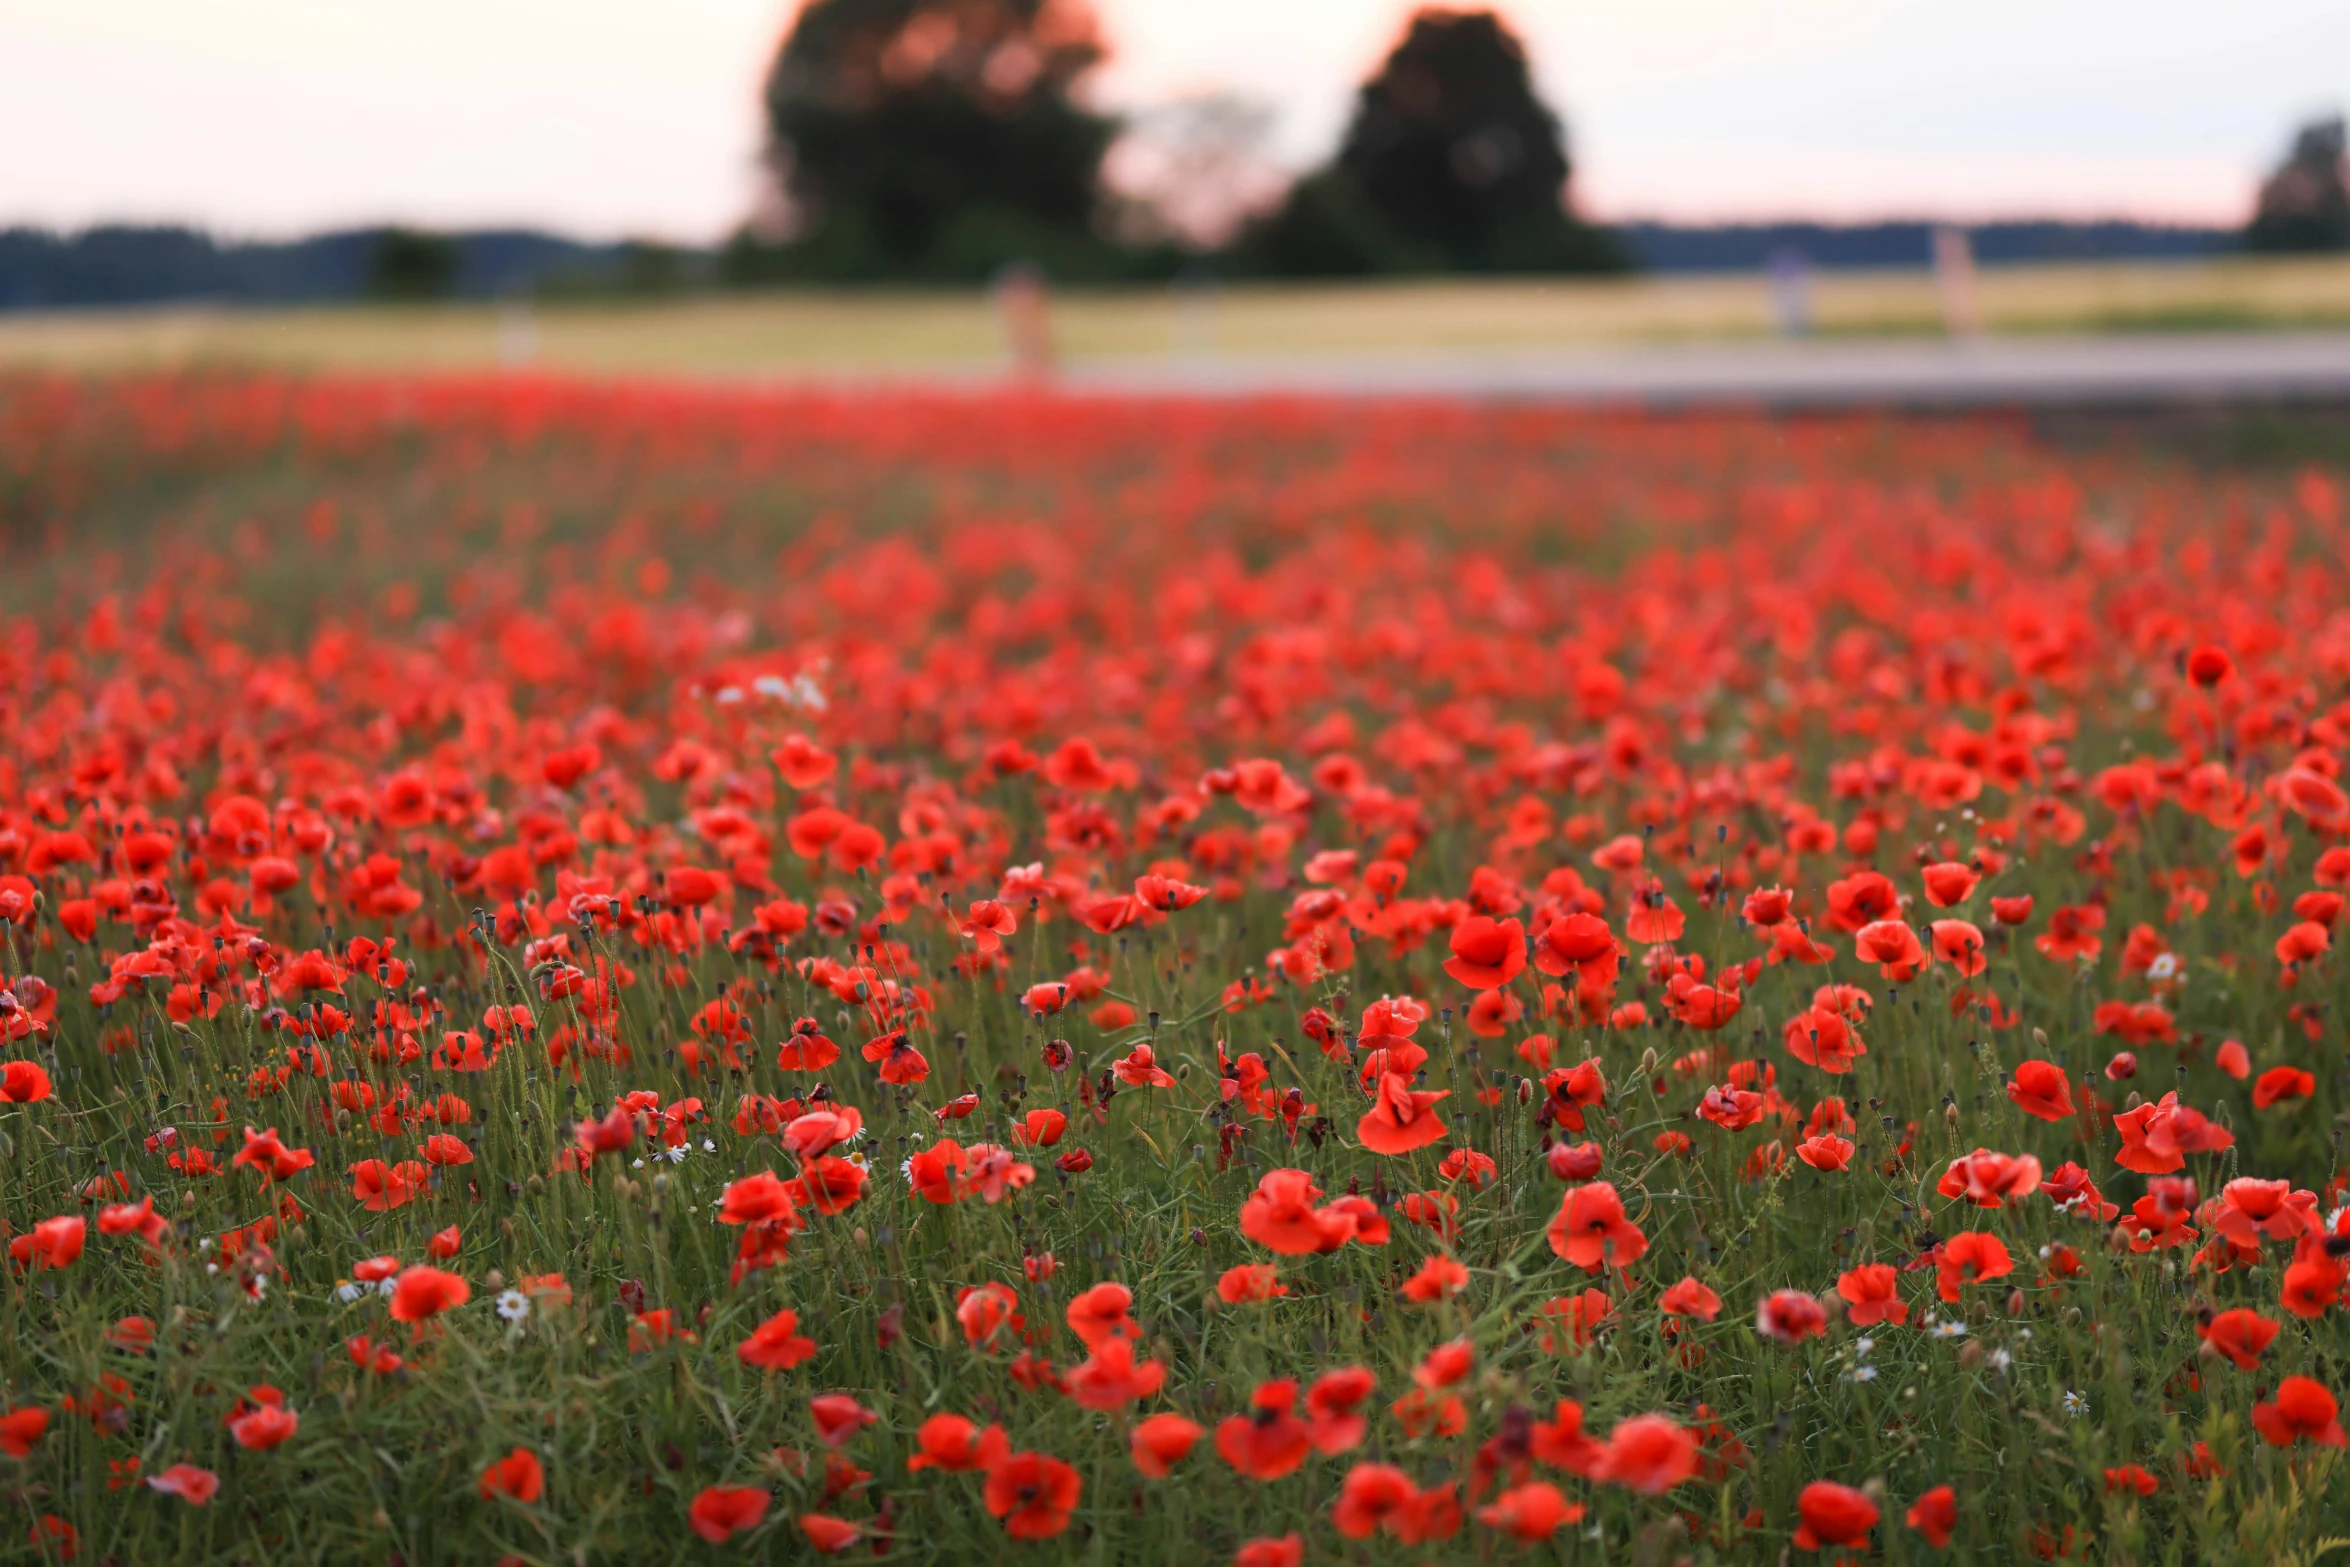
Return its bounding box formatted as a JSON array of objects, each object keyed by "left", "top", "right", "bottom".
[
  {"left": 0, "top": 218, "right": 2259, "bottom": 311},
  {"left": 1615, "top": 220, "right": 2237, "bottom": 273},
  {"left": 0, "top": 227, "right": 629, "bottom": 311}
]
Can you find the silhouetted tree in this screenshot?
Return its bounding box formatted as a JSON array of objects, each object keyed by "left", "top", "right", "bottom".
[
  {"left": 747, "top": 0, "right": 1123, "bottom": 280},
  {"left": 366, "top": 228, "right": 459, "bottom": 300},
  {"left": 1241, "top": 7, "right": 1621, "bottom": 276},
  {"left": 2247, "top": 116, "right": 2350, "bottom": 253}
]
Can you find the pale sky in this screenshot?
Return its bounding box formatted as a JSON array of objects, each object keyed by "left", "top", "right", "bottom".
[{"left": 1, "top": 0, "right": 2342, "bottom": 240}]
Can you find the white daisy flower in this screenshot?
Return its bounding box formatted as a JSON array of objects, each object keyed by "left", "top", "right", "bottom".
[
  {"left": 495, "top": 1289, "right": 530, "bottom": 1324},
  {"left": 2062, "top": 1390, "right": 2089, "bottom": 1418}
]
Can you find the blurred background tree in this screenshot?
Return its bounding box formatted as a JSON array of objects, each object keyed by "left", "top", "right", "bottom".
[
  {"left": 366, "top": 228, "right": 460, "bottom": 300},
  {"left": 1241, "top": 8, "right": 1624, "bottom": 276},
  {"left": 729, "top": 0, "right": 1153, "bottom": 282},
  {"left": 2247, "top": 116, "right": 2350, "bottom": 252}
]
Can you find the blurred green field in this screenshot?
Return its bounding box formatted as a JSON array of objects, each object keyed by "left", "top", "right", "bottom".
[{"left": 3, "top": 256, "right": 2350, "bottom": 379}]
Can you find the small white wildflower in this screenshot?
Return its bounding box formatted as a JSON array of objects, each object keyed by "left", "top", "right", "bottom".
[
  {"left": 660, "top": 1145, "right": 687, "bottom": 1163},
  {"left": 630, "top": 1157, "right": 646, "bottom": 1169},
  {"left": 2147, "top": 952, "right": 2180, "bottom": 982},
  {"left": 204, "top": 1262, "right": 219, "bottom": 1275},
  {"left": 2062, "top": 1390, "right": 2090, "bottom": 1418},
  {"left": 1931, "top": 1319, "right": 1969, "bottom": 1341},
  {"left": 1844, "top": 1364, "right": 1878, "bottom": 1383},
  {"left": 336, "top": 1281, "right": 364, "bottom": 1304},
  {"left": 791, "top": 673, "right": 829, "bottom": 712},
  {"left": 702, "top": 1138, "right": 717, "bottom": 1153},
  {"left": 2016, "top": 1327, "right": 2033, "bottom": 1341},
  {"left": 1853, "top": 1336, "right": 1875, "bottom": 1358},
  {"left": 844, "top": 1151, "right": 871, "bottom": 1175},
  {"left": 1987, "top": 1347, "right": 2013, "bottom": 1372},
  {"left": 496, "top": 1289, "right": 531, "bottom": 1324},
  {"left": 198, "top": 1237, "right": 214, "bottom": 1252},
  {"left": 380, "top": 1277, "right": 399, "bottom": 1297},
  {"left": 2329, "top": 1204, "right": 2349, "bottom": 1234},
  {"left": 245, "top": 1277, "right": 268, "bottom": 1302},
  {"left": 2037, "top": 1243, "right": 2053, "bottom": 1260},
  {"left": 714, "top": 685, "right": 745, "bottom": 706},
  {"left": 752, "top": 674, "right": 790, "bottom": 701}
]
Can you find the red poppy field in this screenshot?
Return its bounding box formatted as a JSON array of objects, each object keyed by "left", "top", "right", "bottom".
[{"left": 0, "top": 373, "right": 2345, "bottom": 1565}]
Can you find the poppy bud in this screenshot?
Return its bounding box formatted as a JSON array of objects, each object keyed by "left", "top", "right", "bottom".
[{"left": 2006, "top": 1289, "right": 2025, "bottom": 1317}]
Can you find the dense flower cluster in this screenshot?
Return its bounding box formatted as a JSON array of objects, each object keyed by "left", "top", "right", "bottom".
[{"left": 0, "top": 374, "right": 2341, "bottom": 1562}]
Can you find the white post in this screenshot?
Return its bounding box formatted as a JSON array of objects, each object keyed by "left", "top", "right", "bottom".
[
  {"left": 1931, "top": 226, "right": 1983, "bottom": 341},
  {"left": 993, "top": 263, "right": 1057, "bottom": 383}
]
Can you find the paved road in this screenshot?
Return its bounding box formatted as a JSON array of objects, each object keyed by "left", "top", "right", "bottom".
[{"left": 1062, "top": 331, "right": 2350, "bottom": 408}]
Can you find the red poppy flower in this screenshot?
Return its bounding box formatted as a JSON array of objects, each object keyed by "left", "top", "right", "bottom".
[
  {"left": 225, "top": 1388, "right": 298, "bottom": 1451},
  {"left": 1303, "top": 1367, "right": 1374, "bottom": 1453},
  {"left": 1793, "top": 1480, "right": 1879, "bottom": 1549},
  {"left": 1216, "top": 1379, "right": 1314, "bottom": 1481},
  {"left": 1921, "top": 862, "right": 1979, "bottom": 907},
  {"left": 1546, "top": 1140, "right": 1603, "bottom": 1181},
  {"left": 738, "top": 1308, "right": 818, "bottom": 1370},
  {"left": 1062, "top": 1336, "right": 1167, "bottom": 1411},
  {"left": 11, "top": 1216, "right": 83, "bottom": 1271},
  {"left": 1755, "top": 1289, "right": 1827, "bottom": 1344},
  {"left": 2254, "top": 1066, "right": 2316, "bottom": 1108},
  {"left": 1905, "top": 1485, "right": 1957, "bottom": 1547},
  {"left": 1937, "top": 1148, "right": 2042, "bottom": 1208},
  {"left": 0, "top": 1408, "right": 50, "bottom": 1459},
  {"left": 1547, "top": 1182, "right": 1648, "bottom": 1272},
  {"left": 1332, "top": 1461, "right": 1416, "bottom": 1538},
  {"left": 1358, "top": 1071, "right": 1449, "bottom": 1155},
  {"left": 477, "top": 1447, "right": 543, "bottom": 1503},
  {"left": 905, "top": 1412, "right": 1010, "bottom": 1473},
  {"left": 385, "top": 1265, "right": 468, "bottom": 1323},
  {"left": 1476, "top": 1480, "right": 1582, "bottom": 1541},
  {"left": 809, "top": 1394, "right": 877, "bottom": 1448},
  {"left": 145, "top": 1463, "right": 219, "bottom": 1506},
  {"left": 1441, "top": 915, "right": 1526, "bottom": 989},
  {"left": 1217, "top": 1263, "right": 1287, "bottom": 1303},
  {"left": 687, "top": 1485, "right": 770, "bottom": 1543},
  {"left": 1835, "top": 1264, "right": 1908, "bottom": 1327},
  {"left": 1594, "top": 1413, "right": 1697, "bottom": 1494},
  {"left": 1795, "top": 1134, "right": 1854, "bottom": 1171},
  {"left": 1935, "top": 1232, "right": 2014, "bottom": 1302},
  {"left": 2252, "top": 1375, "right": 2346, "bottom": 1447},
  {"left": 2197, "top": 1307, "right": 2280, "bottom": 1370},
  {"left": 1658, "top": 1276, "right": 1722, "bottom": 1321},
  {"left": 1130, "top": 1413, "right": 1203, "bottom": 1478},
  {"left": 1232, "top": 1534, "right": 1304, "bottom": 1567},
  {"left": 1400, "top": 1255, "right": 1470, "bottom": 1302},
  {"left": 0, "top": 1061, "right": 50, "bottom": 1102},
  {"left": 2006, "top": 1059, "right": 2074, "bottom": 1121},
  {"left": 983, "top": 1451, "right": 1081, "bottom": 1539}
]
